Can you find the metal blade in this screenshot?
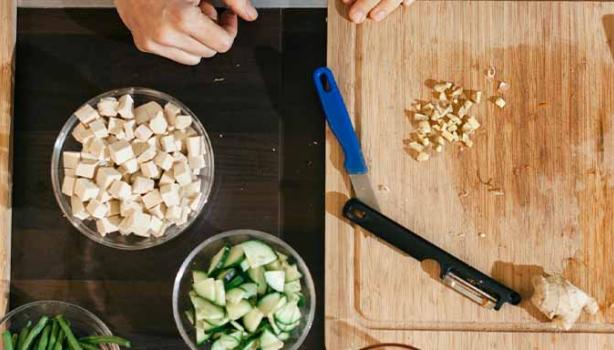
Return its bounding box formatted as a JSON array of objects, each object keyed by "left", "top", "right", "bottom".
[{"left": 349, "top": 174, "right": 380, "bottom": 211}]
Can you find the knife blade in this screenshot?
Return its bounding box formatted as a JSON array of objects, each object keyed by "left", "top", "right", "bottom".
[{"left": 313, "top": 67, "right": 380, "bottom": 211}]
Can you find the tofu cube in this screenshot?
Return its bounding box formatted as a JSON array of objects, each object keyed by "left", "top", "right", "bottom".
[
  {"left": 80, "top": 152, "right": 98, "bottom": 161},
  {"left": 63, "top": 151, "right": 81, "bottom": 169},
  {"left": 186, "top": 127, "right": 198, "bottom": 137},
  {"left": 173, "top": 162, "right": 192, "bottom": 186},
  {"left": 96, "top": 215, "right": 121, "bottom": 235},
  {"left": 74, "top": 104, "right": 99, "bottom": 125},
  {"left": 136, "top": 145, "right": 157, "bottom": 163},
  {"left": 120, "top": 200, "right": 142, "bottom": 217},
  {"left": 109, "top": 140, "right": 135, "bottom": 165},
  {"left": 75, "top": 159, "right": 98, "bottom": 179},
  {"left": 160, "top": 135, "right": 177, "bottom": 152},
  {"left": 135, "top": 101, "right": 163, "bottom": 125},
  {"left": 108, "top": 199, "right": 121, "bottom": 216},
  {"left": 174, "top": 115, "right": 192, "bottom": 130},
  {"left": 188, "top": 155, "right": 205, "bottom": 170},
  {"left": 72, "top": 123, "right": 94, "bottom": 144},
  {"left": 142, "top": 189, "right": 162, "bottom": 209},
  {"left": 108, "top": 180, "right": 131, "bottom": 200},
  {"left": 149, "top": 112, "right": 168, "bottom": 134},
  {"left": 159, "top": 171, "right": 175, "bottom": 185},
  {"left": 86, "top": 199, "right": 108, "bottom": 219},
  {"left": 119, "top": 211, "right": 151, "bottom": 237},
  {"left": 117, "top": 94, "right": 135, "bottom": 119},
  {"left": 120, "top": 157, "right": 139, "bottom": 174},
  {"left": 177, "top": 207, "right": 190, "bottom": 225},
  {"left": 132, "top": 176, "right": 154, "bottom": 194},
  {"left": 165, "top": 205, "right": 181, "bottom": 220},
  {"left": 74, "top": 178, "right": 99, "bottom": 201},
  {"left": 134, "top": 124, "right": 153, "bottom": 141},
  {"left": 186, "top": 136, "right": 203, "bottom": 157},
  {"left": 96, "top": 190, "right": 111, "bottom": 203},
  {"left": 97, "top": 97, "right": 119, "bottom": 117},
  {"left": 164, "top": 102, "right": 181, "bottom": 126},
  {"left": 160, "top": 183, "right": 180, "bottom": 206},
  {"left": 147, "top": 203, "right": 166, "bottom": 219},
  {"left": 190, "top": 193, "right": 202, "bottom": 211},
  {"left": 95, "top": 167, "right": 122, "bottom": 189},
  {"left": 149, "top": 216, "right": 165, "bottom": 237},
  {"left": 89, "top": 119, "right": 108, "bottom": 139},
  {"left": 154, "top": 152, "right": 174, "bottom": 171},
  {"left": 123, "top": 120, "right": 136, "bottom": 140},
  {"left": 131, "top": 140, "right": 149, "bottom": 156},
  {"left": 172, "top": 151, "right": 187, "bottom": 163},
  {"left": 85, "top": 138, "right": 106, "bottom": 159},
  {"left": 140, "top": 161, "right": 160, "bottom": 179},
  {"left": 62, "top": 176, "right": 76, "bottom": 196},
  {"left": 71, "top": 196, "right": 89, "bottom": 220},
  {"left": 108, "top": 117, "right": 124, "bottom": 135},
  {"left": 181, "top": 180, "right": 201, "bottom": 197},
  {"left": 64, "top": 168, "right": 76, "bottom": 177}
]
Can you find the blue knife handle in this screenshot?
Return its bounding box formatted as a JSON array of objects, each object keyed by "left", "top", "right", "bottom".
[{"left": 313, "top": 67, "right": 368, "bottom": 175}]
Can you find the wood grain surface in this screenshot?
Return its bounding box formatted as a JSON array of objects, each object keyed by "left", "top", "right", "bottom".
[
  {"left": 0, "top": 0, "right": 15, "bottom": 318},
  {"left": 326, "top": 1, "right": 614, "bottom": 349},
  {"left": 13, "top": 8, "right": 325, "bottom": 349}
]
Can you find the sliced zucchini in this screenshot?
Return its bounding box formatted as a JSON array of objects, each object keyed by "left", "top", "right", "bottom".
[
  {"left": 217, "top": 268, "right": 238, "bottom": 283},
  {"left": 264, "top": 270, "right": 285, "bottom": 292},
  {"left": 264, "top": 259, "right": 282, "bottom": 271},
  {"left": 239, "top": 339, "right": 258, "bottom": 350},
  {"left": 214, "top": 280, "right": 226, "bottom": 306},
  {"left": 239, "top": 283, "right": 258, "bottom": 299},
  {"left": 277, "top": 332, "right": 290, "bottom": 341},
  {"left": 231, "top": 320, "right": 245, "bottom": 332},
  {"left": 195, "top": 325, "right": 209, "bottom": 345},
  {"left": 241, "top": 240, "right": 277, "bottom": 268},
  {"left": 242, "top": 308, "right": 264, "bottom": 333},
  {"left": 211, "top": 339, "right": 226, "bottom": 350},
  {"left": 276, "top": 320, "right": 300, "bottom": 332},
  {"left": 259, "top": 329, "right": 283, "bottom": 350},
  {"left": 257, "top": 293, "right": 286, "bottom": 316},
  {"left": 247, "top": 267, "right": 267, "bottom": 295},
  {"left": 285, "top": 291, "right": 304, "bottom": 306},
  {"left": 223, "top": 245, "right": 245, "bottom": 267},
  {"left": 193, "top": 277, "right": 216, "bottom": 302},
  {"left": 227, "top": 274, "right": 247, "bottom": 290},
  {"left": 208, "top": 246, "right": 230, "bottom": 274},
  {"left": 226, "top": 288, "right": 246, "bottom": 305},
  {"left": 284, "top": 264, "right": 302, "bottom": 282},
  {"left": 190, "top": 292, "right": 225, "bottom": 321},
  {"left": 284, "top": 280, "right": 301, "bottom": 294},
  {"left": 267, "top": 315, "right": 281, "bottom": 335},
  {"left": 226, "top": 299, "right": 252, "bottom": 321},
  {"left": 274, "top": 301, "right": 301, "bottom": 325},
  {"left": 192, "top": 270, "right": 208, "bottom": 283},
  {"left": 206, "top": 316, "right": 230, "bottom": 327},
  {"left": 217, "top": 333, "right": 240, "bottom": 349},
  {"left": 185, "top": 309, "right": 195, "bottom": 325},
  {"left": 239, "top": 259, "right": 251, "bottom": 271}
]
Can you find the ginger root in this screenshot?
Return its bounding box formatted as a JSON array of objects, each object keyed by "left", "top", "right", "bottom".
[{"left": 530, "top": 274, "right": 599, "bottom": 330}]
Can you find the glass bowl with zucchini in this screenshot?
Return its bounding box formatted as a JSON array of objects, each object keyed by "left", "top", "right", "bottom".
[
  {"left": 0, "top": 300, "right": 131, "bottom": 350},
  {"left": 173, "top": 230, "right": 316, "bottom": 350}
]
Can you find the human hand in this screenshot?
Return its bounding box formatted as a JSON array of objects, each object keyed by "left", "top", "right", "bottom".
[
  {"left": 114, "top": 0, "right": 258, "bottom": 65},
  {"left": 343, "top": 0, "right": 414, "bottom": 23}
]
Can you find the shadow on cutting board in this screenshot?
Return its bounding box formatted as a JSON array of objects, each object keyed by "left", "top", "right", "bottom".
[{"left": 603, "top": 15, "right": 614, "bottom": 62}]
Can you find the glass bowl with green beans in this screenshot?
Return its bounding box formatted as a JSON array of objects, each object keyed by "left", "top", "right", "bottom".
[{"left": 0, "top": 301, "right": 131, "bottom": 350}]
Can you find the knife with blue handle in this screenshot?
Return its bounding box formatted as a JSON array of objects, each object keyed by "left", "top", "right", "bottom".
[{"left": 313, "top": 67, "right": 380, "bottom": 211}]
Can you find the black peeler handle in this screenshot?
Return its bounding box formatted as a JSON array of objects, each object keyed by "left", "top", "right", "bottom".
[{"left": 343, "top": 198, "right": 521, "bottom": 310}]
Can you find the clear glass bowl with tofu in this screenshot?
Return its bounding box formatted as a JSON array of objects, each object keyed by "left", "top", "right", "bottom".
[
  {"left": 172, "top": 230, "right": 316, "bottom": 350},
  {"left": 51, "top": 87, "right": 215, "bottom": 250}
]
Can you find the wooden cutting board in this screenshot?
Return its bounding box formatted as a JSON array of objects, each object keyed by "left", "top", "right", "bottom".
[{"left": 326, "top": 1, "right": 614, "bottom": 348}]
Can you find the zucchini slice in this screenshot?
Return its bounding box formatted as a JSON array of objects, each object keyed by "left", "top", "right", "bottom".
[
  {"left": 225, "top": 288, "right": 246, "bottom": 305},
  {"left": 239, "top": 283, "right": 258, "bottom": 299},
  {"left": 226, "top": 299, "right": 252, "bottom": 321},
  {"left": 223, "top": 245, "right": 245, "bottom": 267},
  {"left": 214, "top": 280, "right": 226, "bottom": 306},
  {"left": 193, "top": 277, "right": 216, "bottom": 302},
  {"left": 242, "top": 308, "right": 264, "bottom": 333},
  {"left": 192, "top": 270, "right": 208, "bottom": 283},
  {"left": 190, "top": 292, "right": 225, "bottom": 321},
  {"left": 241, "top": 240, "right": 277, "bottom": 268},
  {"left": 247, "top": 267, "right": 267, "bottom": 295},
  {"left": 259, "top": 329, "right": 283, "bottom": 350},
  {"left": 264, "top": 270, "right": 285, "bottom": 292},
  {"left": 208, "top": 246, "right": 230, "bottom": 274}
]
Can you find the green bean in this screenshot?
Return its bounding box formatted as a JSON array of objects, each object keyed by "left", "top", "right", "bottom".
[
  {"left": 35, "top": 325, "right": 50, "bottom": 350},
  {"left": 20, "top": 316, "right": 49, "bottom": 350},
  {"left": 46, "top": 321, "right": 58, "bottom": 350},
  {"left": 54, "top": 316, "right": 81, "bottom": 350},
  {"left": 52, "top": 331, "right": 64, "bottom": 350},
  {"left": 3, "top": 330, "right": 14, "bottom": 350},
  {"left": 79, "top": 336, "right": 131, "bottom": 348},
  {"left": 16, "top": 321, "right": 32, "bottom": 349},
  {"left": 77, "top": 342, "right": 99, "bottom": 350}
]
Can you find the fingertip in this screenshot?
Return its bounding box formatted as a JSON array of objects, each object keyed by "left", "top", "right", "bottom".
[
  {"left": 349, "top": 7, "right": 366, "bottom": 23},
  {"left": 370, "top": 9, "right": 386, "bottom": 22}
]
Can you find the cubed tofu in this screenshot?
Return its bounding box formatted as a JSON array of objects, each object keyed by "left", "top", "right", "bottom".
[
  {"left": 189, "top": 193, "right": 202, "bottom": 211},
  {"left": 177, "top": 207, "right": 190, "bottom": 225},
  {"left": 120, "top": 200, "right": 142, "bottom": 217},
  {"left": 188, "top": 155, "right": 205, "bottom": 170},
  {"left": 95, "top": 167, "right": 122, "bottom": 189},
  {"left": 108, "top": 199, "right": 121, "bottom": 216},
  {"left": 154, "top": 152, "right": 174, "bottom": 171},
  {"left": 172, "top": 151, "right": 187, "bottom": 164},
  {"left": 63, "top": 151, "right": 81, "bottom": 169},
  {"left": 132, "top": 176, "right": 154, "bottom": 194},
  {"left": 140, "top": 161, "right": 160, "bottom": 179},
  {"left": 85, "top": 138, "right": 106, "bottom": 159},
  {"left": 72, "top": 123, "right": 94, "bottom": 144},
  {"left": 75, "top": 159, "right": 98, "bottom": 179},
  {"left": 97, "top": 97, "right": 119, "bottom": 117},
  {"left": 159, "top": 171, "right": 175, "bottom": 185},
  {"left": 74, "top": 104, "right": 99, "bottom": 125},
  {"left": 147, "top": 203, "right": 166, "bottom": 219},
  {"left": 71, "top": 196, "right": 89, "bottom": 220},
  {"left": 136, "top": 145, "right": 157, "bottom": 163},
  {"left": 173, "top": 162, "right": 192, "bottom": 186},
  {"left": 74, "top": 178, "right": 99, "bottom": 201},
  {"left": 64, "top": 168, "right": 76, "bottom": 177},
  {"left": 80, "top": 152, "right": 98, "bottom": 161},
  {"left": 186, "top": 136, "right": 202, "bottom": 157},
  {"left": 120, "top": 157, "right": 139, "bottom": 174},
  {"left": 142, "top": 189, "right": 162, "bottom": 209},
  {"left": 181, "top": 180, "right": 201, "bottom": 197},
  {"left": 117, "top": 94, "right": 135, "bottom": 119},
  {"left": 120, "top": 211, "right": 152, "bottom": 237},
  {"left": 135, "top": 101, "right": 163, "bottom": 125},
  {"left": 174, "top": 115, "right": 192, "bottom": 130},
  {"left": 123, "top": 120, "right": 136, "bottom": 140},
  {"left": 108, "top": 180, "right": 131, "bottom": 200},
  {"left": 160, "top": 135, "right": 177, "bottom": 152},
  {"left": 96, "top": 216, "right": 121, "bottom": 236},
  {"left": 165, "top": 205, "right": 181, "bottom": 220},
  {"left": 62, "top": 176, "right": 76, "bottom": 196},
  {"left": 164, "top": 102, "right": 181, "bottom": 125},
  {"left": 134, "top": 124, "right": 153, "bottom": 141},
  {"left": 149, "top": 112, "right": 168, "bottom": 134},
  {"left": 160, "top": 183, "right": 180, "bottom": 206},
  {"left": 131, "top": 140, "right": 149, "bottom": 156},
  {"left": 149, "top": 216, "right": 165, "bottom": 237},
  {"left": 86, "top": 199, "right": 108, "bottom": 219},
  {"left": 108, "top": 140, "right": 135, "bottom": 165},
  {"left": 108, "top": 117, "right": 124, "bottom": 135},
  {"left": 96, "top": 190, "right": 111, "bottom": 203}
]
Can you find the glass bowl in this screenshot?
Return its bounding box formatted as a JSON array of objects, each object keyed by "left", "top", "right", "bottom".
[
  {"left": 51, "top": 87, "right": 214, "bottom": 250},
  {"left": 0, "top": 300, "right": 119, "bottom": 350},
  {"left": 172, "top": 230, "right": 316, "bottom": 350}
]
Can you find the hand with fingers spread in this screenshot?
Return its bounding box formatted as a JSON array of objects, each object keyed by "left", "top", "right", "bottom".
[
  {"left": 114, "top": 0, "right": 258, "bottom": 65},
  {"left": 343, "top": 0, "right": 414, "bottom": 23}
]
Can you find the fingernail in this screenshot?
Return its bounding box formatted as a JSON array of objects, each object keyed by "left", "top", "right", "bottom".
[
  {"left": 372, "top": 10, "right": 385, "bottom": 21},
  {"left": 350, "top": 10, "right": 366, "bottom": 23},
  {"left": 246, "top": 6, "right": 258, "bottom": 20}
]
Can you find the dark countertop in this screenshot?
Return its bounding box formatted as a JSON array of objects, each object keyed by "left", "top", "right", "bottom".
[{"left": 12, "top": 8, "right": 325, "bottom": 349}]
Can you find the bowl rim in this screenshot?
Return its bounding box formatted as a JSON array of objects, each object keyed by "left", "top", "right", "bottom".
[
  {"left": 50, "top": 87, "right": 215, "bottom": 250},
  {"left": 0, "top": 300, "right": 114, "bottom": 335},
  {"left": 172, "top": 229, "right": 316, "bottom": 350}
]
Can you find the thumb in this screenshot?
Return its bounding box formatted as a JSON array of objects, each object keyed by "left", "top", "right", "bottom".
[{"left": 223, "top": 0, "right": 258, "bottom": 21}]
